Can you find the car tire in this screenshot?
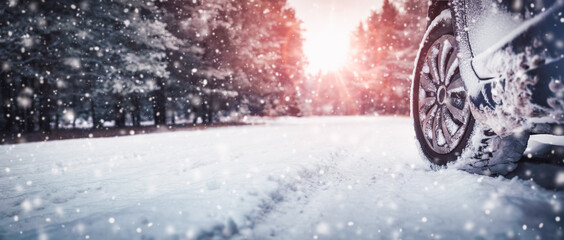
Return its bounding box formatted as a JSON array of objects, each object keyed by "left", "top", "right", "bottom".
[{"left": 411, "top": 9, "right": 529, "bottom": 175}]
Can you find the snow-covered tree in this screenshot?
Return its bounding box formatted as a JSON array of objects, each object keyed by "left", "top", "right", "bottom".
[
  {"left": 344, "top": 0, "right": 428, "bottom": 115},
  {"left": 0, "top": 0, "right": 181, "bottom": 133},
  {"left": 0, "top": 0, "right": 306, "bottom": 137}
]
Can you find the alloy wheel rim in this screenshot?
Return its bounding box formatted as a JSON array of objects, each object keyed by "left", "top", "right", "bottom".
[{"left": 418, "top": 35, "right": 471, "bottom": 154}]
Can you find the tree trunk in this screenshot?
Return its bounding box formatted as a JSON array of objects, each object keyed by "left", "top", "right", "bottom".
[
  {"left": 38, "top": 80, "right": 52, "bottom": 132},
  {"left": 72, "top": 94, "right": 78, "bottom": 129},
  {"left": 0, "top": 71, "right": 14, "bottom": 133},
  {"left": 20, "top": 77, "right": 35, "bottom": 133},
  {"left": 54, "top": 103, "right": 60, "bottom": 131},
  {"left": 207, "top": 94, "right": 213, "bottom": 124},
  {"left": 132, "top": 93, "right": 141, "bottom": 127},
  {"left": 38, "top": 33, "right": 52, "bottom": 133},
  {"left": 72, "top": 116, "right": 77, "bottom": 129},
  {"left": 114, "top": 95, "right": 126, "bottom": 128},
  {"left": 28, "top": 97, "right": 36, "bottom": 132},
  {"left": 24, "top": 102, "right": 35, "bottom": 133},
  {"left": 90, "top": 96, "right": 101, "bottom": 129},
  {"left": 152, "top": 78, "right": 167, "bottom": 126}
]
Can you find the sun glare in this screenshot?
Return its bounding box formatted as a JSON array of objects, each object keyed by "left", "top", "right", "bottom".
[{"left": 304, "top": 30, "right": 349, "bottom": 74}]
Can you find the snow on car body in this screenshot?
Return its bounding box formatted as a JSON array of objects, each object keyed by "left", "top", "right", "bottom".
[{"left": 412, "top": 0, "right": 564, "bottom": 174}]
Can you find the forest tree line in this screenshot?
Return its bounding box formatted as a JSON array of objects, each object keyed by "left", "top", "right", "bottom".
[
  {"left": 0, "top": 0, "right": 305, "bottom": 136},
  {"left": 0, "top": 0, "right": 429, "bottom": 139}
]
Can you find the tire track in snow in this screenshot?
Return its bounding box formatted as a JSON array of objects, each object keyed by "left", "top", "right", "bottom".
[{"left": 194, "top": 150, "right": 347, "bottom": 240}]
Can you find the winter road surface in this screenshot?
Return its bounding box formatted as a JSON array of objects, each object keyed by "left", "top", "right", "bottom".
[{"left": 0, "top": 117, "right": 562, "bottom": 240}]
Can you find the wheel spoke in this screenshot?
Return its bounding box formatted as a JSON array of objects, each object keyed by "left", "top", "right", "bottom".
[
  {"left": 422, "top": 105, "right": 437, "bottom": 131},
  {"left": 438, "top": 39, "right": 452, "bottom": 83},
  {"left": 420, "top": 72, "right": 437, "bottom": 92},
  {"left": 447, "top": 76, "right": 464, "bottom": 92},
  {"left": 446, "top": 101, "right": 465, "bottom": 122},
  {"left": 422, "top": 105, "right": 437, "bottom": 147},
  {"left": 441, "top": 106, "right": 453, "bottom": 146},
  {"left": 445, "top": 58, "right": 458, "bottom": 86},
  {"left": 419, "top": 97, "right": 435, "bottom": 114},
  {"left": 443, "top": 38, "right": 457, "bottom": 85},
  {"left": 427, "top": 47, "right": 441, "bottom": 84},
  {"left": 432, "top": 109, "right": 440, "bottom": 148}
]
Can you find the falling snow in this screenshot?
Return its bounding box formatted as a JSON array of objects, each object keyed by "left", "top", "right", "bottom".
[{"left": 1, "top": 0, "right": 563, "bottom": 239}]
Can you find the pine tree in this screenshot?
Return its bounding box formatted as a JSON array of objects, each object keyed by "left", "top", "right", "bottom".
[
  {"left": 345, "top": 0, "right": 428, "bottom": 115},
  {"left": 1, "top": 0, "right": 307, "bottom": 137}
]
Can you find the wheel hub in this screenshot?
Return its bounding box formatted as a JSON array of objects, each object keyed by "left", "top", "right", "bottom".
[{"left": 437, "top": 86, "right": 446, "bottom": 105}]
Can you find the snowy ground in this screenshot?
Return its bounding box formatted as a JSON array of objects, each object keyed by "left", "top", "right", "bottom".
[{"left": 1, "top": 116, "right": 563, "bottom": 240}]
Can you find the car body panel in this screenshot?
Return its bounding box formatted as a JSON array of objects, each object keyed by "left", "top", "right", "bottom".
[{"left": 447, "top": 0, "right": 564, "bottom": 136}]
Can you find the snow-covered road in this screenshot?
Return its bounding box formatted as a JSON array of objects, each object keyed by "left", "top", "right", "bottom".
[{"left": 1, "top": 117, "right": 562, "bottom": 239}]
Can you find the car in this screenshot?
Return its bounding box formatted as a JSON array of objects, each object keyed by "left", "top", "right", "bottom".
[{"left": 411, "top": 0, "right": 564, "bottom": 175}]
